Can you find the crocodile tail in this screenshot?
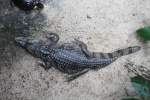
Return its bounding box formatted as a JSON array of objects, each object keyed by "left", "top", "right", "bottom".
[
  {"left": 91, "top": 46, "right": 141, "bottom": 59},
  {"left": 111, "top": 46, "right": 141, "bottom": 58}
]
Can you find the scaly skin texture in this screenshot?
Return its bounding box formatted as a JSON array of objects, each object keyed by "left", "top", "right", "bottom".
[
  {"left": 35, "top": 33, "right": 141, "bottom": 60},
  {"left": 61, "top": 39, "right": 141, "bottom": 59},
  {"left": 125, "top": 62, "right": 150, "bottom": 81},
  {"left": 11, "top": 0, "right": 44, "bottom": 11},
  {"left": 15, "top": 33, "right": 141, "bottom": 81}
]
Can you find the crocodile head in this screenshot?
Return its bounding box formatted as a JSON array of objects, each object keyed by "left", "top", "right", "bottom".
[
  {"left": 15, "top": 37, "right": 43, "bottom": 55},
  {"left": 15, "top": 37, "right": 51, "bottom": 58},
  {"left": 15, "top": 37, "right": 41, "bottom": 49}
]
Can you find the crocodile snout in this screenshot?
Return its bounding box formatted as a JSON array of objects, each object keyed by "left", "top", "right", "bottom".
[{"left": 15, "top": 37, "right": 28, "bottom": 48}]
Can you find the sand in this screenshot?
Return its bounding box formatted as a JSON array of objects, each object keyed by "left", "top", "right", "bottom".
[{"left": 0, "top": 0, "right": 150, "bottom": 100}]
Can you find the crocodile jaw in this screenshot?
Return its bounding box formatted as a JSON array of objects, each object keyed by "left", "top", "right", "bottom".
[{"left": 15, "top": 37, "right": 28, "bottom": 48}]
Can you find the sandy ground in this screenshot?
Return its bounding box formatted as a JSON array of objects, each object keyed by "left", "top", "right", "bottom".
[{"left": 0, "top": 0, "right": 150, "bottom": 100}]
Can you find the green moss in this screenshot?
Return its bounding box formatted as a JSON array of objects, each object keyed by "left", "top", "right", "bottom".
[
  {"left": 136, "top": 26, "right": 150, "bottom": 41},
  {"left": 122, "top": 76, "right": 150, "bottom": 100}
]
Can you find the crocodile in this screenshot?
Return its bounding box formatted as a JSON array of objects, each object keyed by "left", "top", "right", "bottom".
[
  {"left": 33, "top": 33, "right": 141, "bottom": 60},
  {"left": 15, "top": 33, "right": 141, "bottom": 81}
]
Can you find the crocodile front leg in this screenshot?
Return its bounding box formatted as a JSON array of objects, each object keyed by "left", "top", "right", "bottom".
[{"left": 38, "top": 59, "right": 55, "bottom": 70}]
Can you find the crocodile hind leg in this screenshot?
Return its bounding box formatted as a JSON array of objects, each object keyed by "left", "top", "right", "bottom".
[
  {"left": 71, "top": 39, "right": 111, "bottom": 59},
  {"left": 38, "top": 59, "right": 55, "bottom": 70},
  {"left": 66, "top": 69, "right": 89, "bottom": 82},
  {"left": 73, "top": 39, "right": 117, "bottom": 59},
  {"left": 72, "top": 39, "right": 106, "bottom": 59},
  {"left": 72, "top": 39, "right": 93, "bottom": 58}
]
